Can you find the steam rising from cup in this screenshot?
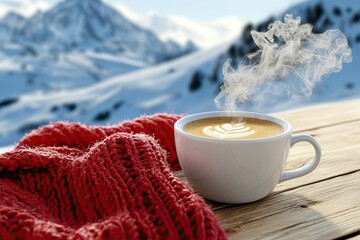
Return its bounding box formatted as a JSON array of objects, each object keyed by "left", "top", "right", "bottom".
[{"left": 215, "top": 14, "right": 352, "bottom": 111}]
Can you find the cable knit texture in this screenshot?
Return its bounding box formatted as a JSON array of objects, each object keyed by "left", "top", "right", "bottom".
[{"left": 0, "top": 113, "right": 226, "bottom": 240}]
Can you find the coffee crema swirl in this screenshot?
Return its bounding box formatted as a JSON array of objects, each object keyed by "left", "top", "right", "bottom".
[
  {"left": 202, "top": 122, "right": 255, "bottom": 139},
  {"left": 184, "top": 116, "right": 283, "bottom": 140}
]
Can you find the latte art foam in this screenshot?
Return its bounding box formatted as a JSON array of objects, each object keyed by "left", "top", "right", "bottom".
[
  {"left": 184, "top": 117, "right": 283, "bottom": 140},
  {"left": 202, "top": 122, "right": 255, "bottom": 139}
]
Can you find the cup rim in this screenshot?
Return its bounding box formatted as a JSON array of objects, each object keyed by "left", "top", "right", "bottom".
[{"left": 174, "top": 111, "right": 292, "bottom": 142}]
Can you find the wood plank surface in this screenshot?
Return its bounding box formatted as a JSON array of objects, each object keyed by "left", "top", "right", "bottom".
[
  {"left": 275, "top": 119, "right": 360, "bottom": 192},
  {"left": 2, "top": 98, "right": 359, "bottom": 239},
  {"left": 274, "top": 98, "right": 360, "bottom": 132},
  {"left": 204, "top": 98, "right": 360, "bottom": 239},
  {"left": 218, "top": 170, "right": 360, "bottom": 239}
]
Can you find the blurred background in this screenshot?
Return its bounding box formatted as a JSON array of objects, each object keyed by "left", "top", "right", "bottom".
[{"left": 0, "top": 0, "right": 359, "bottom": 146}]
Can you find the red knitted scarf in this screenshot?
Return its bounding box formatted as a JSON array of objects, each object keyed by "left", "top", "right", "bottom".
[{"left": 0, "top": 114, "right": 226, "bottom": 239}]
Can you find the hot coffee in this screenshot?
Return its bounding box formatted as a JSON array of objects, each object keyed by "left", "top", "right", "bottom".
[
  {"left": 183, "top": 116, "right": 283, "bottom": 140},
  {"left": 175, "top": 112, "right": 321, "bottom": 203}
]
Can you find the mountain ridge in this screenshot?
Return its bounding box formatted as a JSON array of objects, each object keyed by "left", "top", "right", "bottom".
[
  {"left": 204, "top": 0, "right": 359, "bottom": 96},
  {"left": 0, "top": 0, "right": 359, "bottom": 146},
  {"left": 1, "top": 0, "right": 188, "bottom": 64}
]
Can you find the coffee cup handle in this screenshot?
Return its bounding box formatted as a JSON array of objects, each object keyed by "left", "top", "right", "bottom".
[{"left": 279, "top": 134, "right": 321, "bottom": 182}]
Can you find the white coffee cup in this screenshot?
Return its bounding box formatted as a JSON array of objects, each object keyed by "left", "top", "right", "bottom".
[{"left": 174, "top": 111, "right": 321, "bottom": 203}]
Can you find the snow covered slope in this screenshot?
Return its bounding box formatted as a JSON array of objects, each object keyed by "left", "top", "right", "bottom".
[
  {"left": 0, "top": 145, "right": 13, "bottom": 154},
  {"left": 0, "top": 0, "right": 359, "bottom": 146},
  {"left": 0, "top": 39, "right": 234, "bottom": 145},
  {"left": 207, "top": 0, "right": 360, "bottom": 111}
]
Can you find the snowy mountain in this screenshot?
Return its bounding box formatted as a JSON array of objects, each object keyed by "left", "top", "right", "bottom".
[
  {"left": 0, "top": 12, "right": 26, "bottom": 42},
  {"left": 9, "top": 0, "right": 186, "bottom": 63},
  {"left": 140, "top": 13, "right": 245, "bottom": 48},
  {"left": 0, "top": 0, "right": 196, "bottom": 101},
  {"left": 0, "top": 39, "right": 233, "bottom": 145},
  {"left": 0, "top": 0, "right": 359, "bottom": 146},
  {"left": 208, "top": 0, "right": 360, "bottom": 111},
  {"left": 2, "top": 11, "right": 26, "bottom": 29}
]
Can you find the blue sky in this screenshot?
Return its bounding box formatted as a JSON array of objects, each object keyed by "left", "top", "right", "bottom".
[{"left": 0, "top": 0, "right": 307, "bottom": 23}]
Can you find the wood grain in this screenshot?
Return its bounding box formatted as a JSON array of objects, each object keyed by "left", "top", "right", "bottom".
[
  {"left": 220, "top": 99, "right": 360, "bottom": 239},
  {"left": 175, "top": 99, "right": 360, "bottom": 239},
  {"left": 274, "top": 98, "right": 360, "bottom": 132},
  {"left": 217, "top": 170, "right": 360, "bottom": 240},
  {"left": 275, "top": 119, "right": 360, "bottom": 192},
  {"left": 349, "top": 234, "right": 360, "bottom": 240}
]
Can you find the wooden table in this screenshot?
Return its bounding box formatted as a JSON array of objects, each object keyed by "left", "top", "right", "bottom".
[
  {"left": 179, "top": 98, "right": 360, "bottom": 239},
  {"left": 1, "top": 98, "right": 359, "bottom": 239}
]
